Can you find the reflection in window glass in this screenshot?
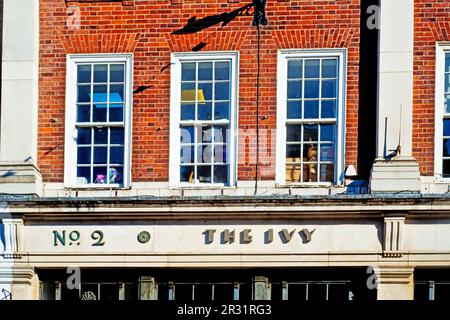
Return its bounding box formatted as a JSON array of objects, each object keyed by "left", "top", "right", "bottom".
[
  {"left": 444, "top": 53, "right": 450, "bottom": 177},
  {"left": 285, "top": 57, "right": 339, "bottom": 183},
  {"left": 180, "top": 60, "right": 232, "bottom": 184},
  {"left": 75, "top": 62, "right": 126, "bottom": 186}
]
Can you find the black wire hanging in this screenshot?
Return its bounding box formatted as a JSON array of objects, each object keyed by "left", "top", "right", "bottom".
[{"left": 252, "top": 0, "right": 268, "bottom": 195}]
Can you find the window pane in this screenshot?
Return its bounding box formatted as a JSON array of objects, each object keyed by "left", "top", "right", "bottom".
[
  {"left": 100, "top": 284, "right": 120, "bottom": 301},
  {"left": 198, "top": 62, "right": 213, "bottom": 80},
  {"left": 109, "top": 167, "right": 123, "bottom": 184},
  {"left": 110, "top": 147, "right": 124, "bottom": 164},
  {"left": 94, "top": 128, "right": 108, "bottom": 144},
  {"left": 322, "top": 59, "right": 337, "bottom": 78},
  {"left": 443, "top": 160, "right": 450, "bottom": 177},
  {"left": 197, "top": 166, "right": 212, "bottom": 183},
  {"left": 215, "top": 62, "right": 230, "bottom": 80},
  {"left": 304, "top": 100, "right": 319, "bottom": 119},
  {"left": 446, "top": 74, "right": 450, "bottom": 93},
  {"left": 214, "top": 126, "right": 228, "bottom": 143},
  {"left": 214, "top": 145, "right": 227, "bottom": 163},
  {"left": 320, "top": 124, "right": 335, "bottom": 142},
  {"left": 320, "top": 143, "right": 335, "bottom": 161},
  {"left": 181, "top": 103, "right": 195, "bottom": 120},
  {"left": 214, "top": 102, "right": 230, "bottom": 120},
  {"left": 182, "top": 63, "right": 196, "bottom": 81},
  {"left": 446, "top": 54, "right": 450, "bottom": 72},
  {"left": 78, "top": 65, "right": 91, "bottom": 83},
  {"left": 93, "top": 104, "right": 107, "bottom": 122},
  {"left": 304, "top": 80, "right": 320, "bottom": 98},
  {"left": 181, "top": 146, "right": 194, "bottom": 164},
  {"left": 77, "top": 105, "right": 90, "bottom": 122},
  {"left": 320, "top": 164, "right": 334, "bottom": 182},
  {"left": 304, "top": 124, "right": 319, "bottom": 141},
  {"left": 181, "top": 166, "right": 194, "bottom": 182},
  {"left": 322, "top": 79, "right": 337, "bottom": 98},
  {"left": 321, "top": 100, "right": 336, "bottom": 118},
  {"left": 180, "top": 126, "right": 195, "bottom": 143},
  {"left": 77, "top": 85, "right": 91, "bottom": 103},
  {"left": 198, "top": 102, "right": 213, "bottom": 120},
  {"left": 200, "top": 126, "right": 213, "bottom": 143},
  {"left": 214, "top": 165, "right": 228, "bottom": 183},
  {"left": 287, "top": 80, "right": 302, "bottom": 99},
  {"left": 110, "top": 85, "right": 124, "bottom": 103},
  {"left": 444, "top": 139, "right": 450, "bottom": 157},
  {"left": 287, "top": 100, "right": 302, "bottom": 119},
  {"left": 305, "top": 60, "right": 320, "bottom": 78},
  {"left": 288, "top": 60, "right": 302, "bottom": 79},
  {"left": 286, "top": 124, "right": 301, "bottom": 142},
  {"left": 94, "top": 147, "right": 107, "bottom": 164},
  {"left": 181, "top": 83, "right": 196, "bottom": 101},
  {"left": 304, "top": 162, "right": 318, "bottom": 182},
  {"left": 110, "top": 128, "right": 125, "bottom": 144},
  {"left": 444, "top": 120, "right": 450, "bottom": 137},
  {"left": 198, "top": 145, "right": 212, "bottom": 163},
  {"left": 215, "top": 82, "right": 230, "bottom": 100},
  {"left": 77, "top": 167, "right": 91, "bottom": 184},
  {"left": 434, "top": 283, "right": 450, "bottom": 300},
  {"left": 109, "top": 104, "right": 124, "bottom": 122},
  {"left": 286, "top": 144, "right": 301, "bottom": 158},
  {"left": 110, "top": 64, "right": 125, "bottom": 82},
  {"left": 77, "top": 128, "right": 91, "bottom": 145},
  {"left": 286, "top": 164, "right": 301, "bottom": 183},
  {"left": 303, "top": 144, "right": 318, "bottom": 162},
  {"left": 93, "top": 167, "right": 108, "bottom": 184},
  {"left": 198, "top": 83, "right": 212, "bottom": 101},
  {"left": 94, "top": 65, "right": 108, "bottom": 83},
  {"left": 77, "top": 147, "right": 91, "bottom": 165},
  {"left": 93, "top": 85, "right": 107, "bottom": 103},
  {"left": 178, "top": 59, "right": 233, "bottom": 185},
  {"left": 445, "top": 95, "right": 450, "bottom": 114}
]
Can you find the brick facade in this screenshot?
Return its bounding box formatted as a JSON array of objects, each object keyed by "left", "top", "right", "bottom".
[
  {"left": 413, "top": 0, "right": 450, "bottom": 176},
  {"left": 38, "top": 0, "right": 361, "bottom": 183}
]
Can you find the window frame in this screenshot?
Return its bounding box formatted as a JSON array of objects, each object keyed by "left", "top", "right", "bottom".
[
  {"left": 169, "top": 51, "right": 239, "bottom": 188},
  {"left": 276, "top": 49, "right": 347, "bottom": 186},
  {"left": 64, "top": 53, "right": 133, "bottom": 189},
  {"left": 435, "top": 43, "right": 450, "bottom": 182}
]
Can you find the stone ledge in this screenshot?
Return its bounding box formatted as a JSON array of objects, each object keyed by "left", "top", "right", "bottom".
[
  {"left": 0, "top": 163, "right": 42, "bottom": 196},
  {"left": 370, "top": 157, "right": 421, "bottom": 193}
]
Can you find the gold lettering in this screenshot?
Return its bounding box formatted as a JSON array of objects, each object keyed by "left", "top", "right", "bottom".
[
  {"left": 222, "top": 229, "right": 235, "bottom": 244},
  {"left": 241, "top": 229, "right": 253, "bottom": 244},
  {"left": 280, "top": 229, "right": 296, "bottom": 243}
]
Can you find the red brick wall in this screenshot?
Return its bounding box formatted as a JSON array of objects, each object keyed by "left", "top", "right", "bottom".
[
  {"left": 38, "top": 0, "right": 361, "bottom": 183},
  {"left": 413, "top": 0, "right": 450, "bottom": 176}
]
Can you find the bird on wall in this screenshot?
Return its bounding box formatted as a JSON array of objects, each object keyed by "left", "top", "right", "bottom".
[{"left": 252, "top": 0, "right": 268, "bottom": 26}]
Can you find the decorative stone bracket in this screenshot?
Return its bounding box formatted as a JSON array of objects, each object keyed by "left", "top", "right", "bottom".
[
  {"left": 1, "top": 219, "right": 24, "bottom": 259},
  {"left": 374, "top": 266, "right": 415, "bottom": 300},
  {"left": 383, "top": 217, "right": 405, "bottom": 258}
]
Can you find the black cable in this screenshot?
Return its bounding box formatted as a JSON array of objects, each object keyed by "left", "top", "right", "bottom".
[{"left": 254, "top": 24, "right": 261, "bottom": 196}]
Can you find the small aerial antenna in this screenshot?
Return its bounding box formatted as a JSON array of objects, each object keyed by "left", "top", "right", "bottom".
[
  {"left": 384, "top": 104, "right": 403, "bottom": 161},
  {"left": 398, "top": 103, "right": 403, "bottom": 149}
]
